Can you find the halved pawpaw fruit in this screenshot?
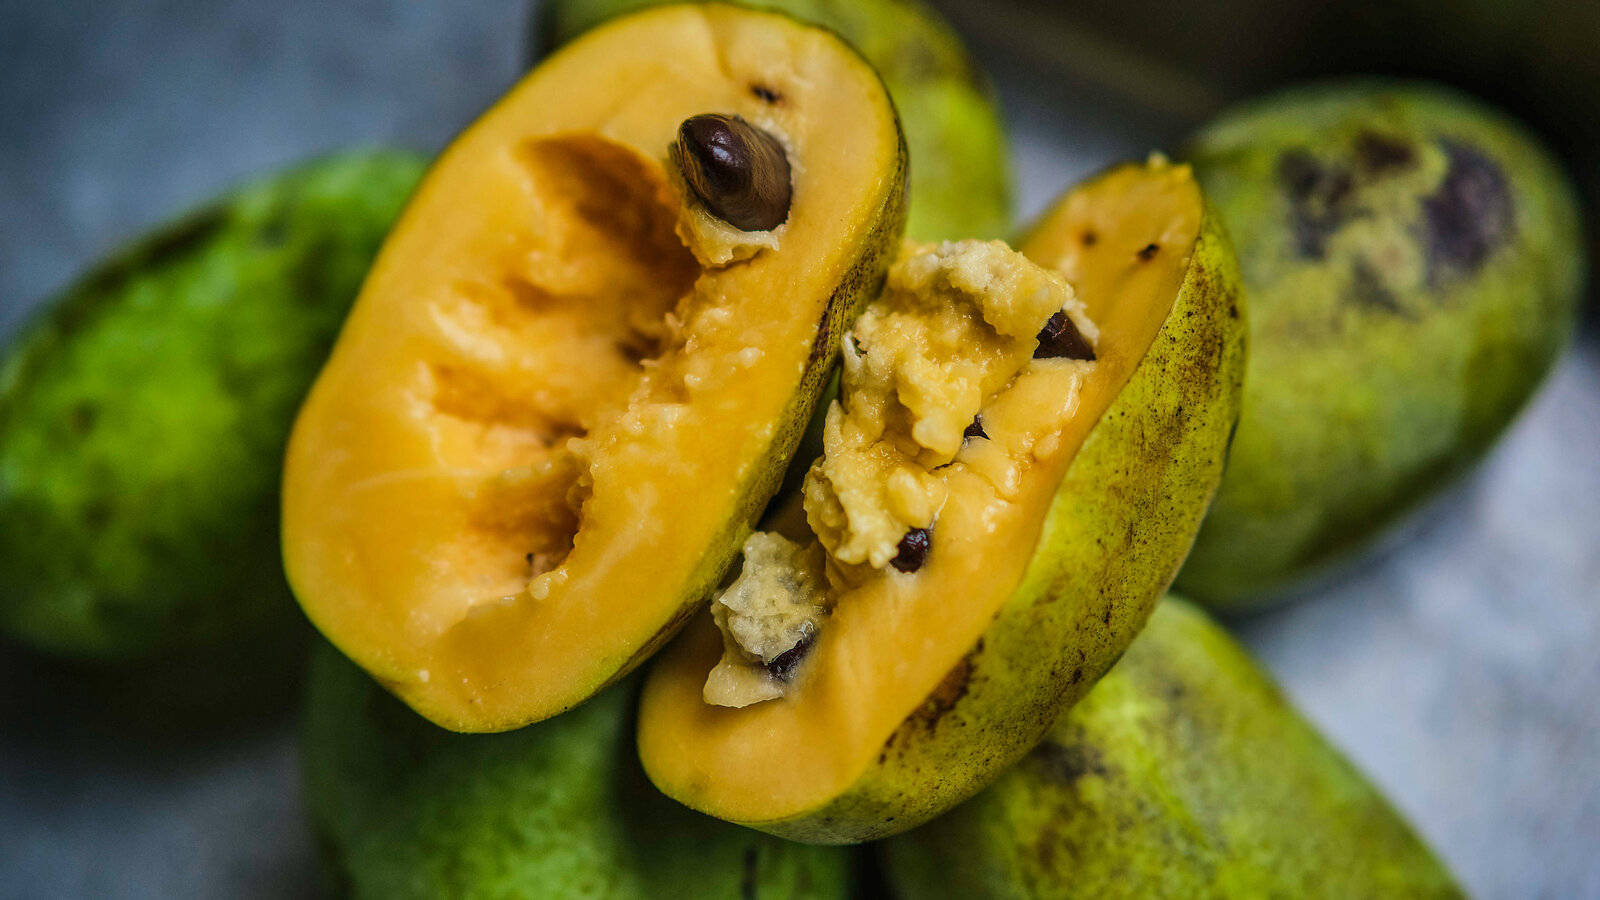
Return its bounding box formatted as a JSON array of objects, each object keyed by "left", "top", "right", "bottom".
[
  {"left": 637, "top": 157, "right": 1246, "bottom": 843},
  {"left": 281, "top": 4, "right": 906, "bottom": 732}
]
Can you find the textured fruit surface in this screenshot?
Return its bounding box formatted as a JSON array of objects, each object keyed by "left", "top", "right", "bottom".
[
  {"left": 540, "top": 0, "right": 1011, "bottom": 241},
  {"left": 639, "top": 158, "right": 1245, "bottom": 843},
  {"left": 1176, "top": 80, "right": 1586, "bottom": 609},
  {"left": 282, "top": 4, "right": 906, "bottom": 732},
  {"left": 303, "top": 642, "right": 851, "bottom": 899},
  {"left": 882, "top": 598, "right": 1463, "bottom": 898},
  {"left": 0, "top": 151, "right": 425, "bottom": 659}
]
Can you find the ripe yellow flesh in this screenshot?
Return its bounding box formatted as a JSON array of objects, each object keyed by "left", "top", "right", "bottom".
[
  {"left": 281, "top": 5, "right": 902, "bottom": 731},
  {"left": 639, "top": 163, "right": 1202, "bottom": 822}
]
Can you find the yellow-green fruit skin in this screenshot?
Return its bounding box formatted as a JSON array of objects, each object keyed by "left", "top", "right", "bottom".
[
  {"left": 881, "top": 598, "right": 1463, "bottom": 899},
  {"left": 739, "top": 173, "right": 1246, "bottom": 844},
  {"left": 0, "top": 152, "right": 425, "bottom": 659},
  {"left": 303, "top": 642, "right": 851, "bottom": 899},
  {"left": 1176, "top": 80, "right": 1586, "bottom": 609},
  {"left": 537, "top": 0, "right": 1012, "bottom": 241}
]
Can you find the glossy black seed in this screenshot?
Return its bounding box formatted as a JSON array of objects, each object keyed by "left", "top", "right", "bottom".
[
  {"left": 670, "top": 114, "right": 792, "bottom": 232},
  {"left": 1033, "top": 310, "right": 1096, "bottom": 361},
  {"left": 963, "top": 415, "right": 987, "bottom": 441},
  {"left": 891, "top": 527, "right": 931, "bottom": 573},
  {"left": 1137, "top": 243, "right": 1160, "bottom": 261},
  {"left": 764, "top": 631, "right": 815, "bottom": 682}
]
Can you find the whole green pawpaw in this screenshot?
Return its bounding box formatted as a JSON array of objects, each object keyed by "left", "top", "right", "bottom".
[
  {"left": 537, "top": 0, "right": 1012, "bottom": 241},
  {"left": 881, "top": 598, "right": 1462, "bottom": 898},
  {"left": 303, "top": 642, "right": 851, "bottom": 899},
  {"left": 1175, "top": 80, "right": 1586, "bottom": 609},
  {"left": 0, "top": 151, "right": 426, "bottom": 658}
]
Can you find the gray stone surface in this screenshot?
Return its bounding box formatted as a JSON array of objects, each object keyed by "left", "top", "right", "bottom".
[{"left": 1, "top": 2, "right": 1596, "bottom": 898}]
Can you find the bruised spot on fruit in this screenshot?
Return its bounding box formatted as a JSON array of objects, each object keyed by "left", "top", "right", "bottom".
[
  {"left": 890, "top": 527, "right": 931, "bottom": 573},
  {"left": 1354, "top": 130, "right": 1417, "bottom": 175},
  {"left": 740, "top": 846, "right": 759, "bottom": 900},
  {"left": 1277, "top": 149, "right": 1354, "bottom": 259},
  {"left": 671, "top": 114, "right": 793, "bottom": 232},
  {"left": 1034, "top": 310, "right": 1096, "bottom": 361},
  {"left": 1424, "top": 140, "right": 1514, "bottom": 283},
  {"left": 1033, "top": 738, "right": 1110, "bottom": 784},
  {"left": 1345, "top": 259, "right": 1404, "bottom": 314},
  {"left": 962, "top": 415, "right": 987, "bottom": 441}
]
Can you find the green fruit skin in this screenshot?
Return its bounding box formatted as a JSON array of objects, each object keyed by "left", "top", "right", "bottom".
[
  {"left": 538, "top": 0, "right": 1012, "bottom": 242},
  {"left": 715, "top": 168, "right": 1246, "bottom": 844},
  {"left": 882, "top": 598, "right": 1463, "bottom": 899},
  {"left": 304, "top": 641, "right": 852, "bottom": 899},
  {"left": 0, "top": 152, "right": 427, "bottom": 659},
  {"left": 1175, "top": 80, "right": 1587, "bottom": 609}
]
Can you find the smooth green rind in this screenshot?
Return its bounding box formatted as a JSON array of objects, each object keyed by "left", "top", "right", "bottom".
[
  {"left": 538, "top": 0, "right": 1011, "bottom": 242},
  {"left": 0, "top": 152, "right": 426, "bottom": 659},
  {"left": 737, "top": 167, "right": 1246, "bottom": 843},
  {"left": 304, "top": 642, "right": 851, "bottom": 899},
  {"left": 882, "top": 598, "right": 1463, "bottom": 898},
  {"left": 1175, "top": 80, "right": 1586, "bottom": 609}
]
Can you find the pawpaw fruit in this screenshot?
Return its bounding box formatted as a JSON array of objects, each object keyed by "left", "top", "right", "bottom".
[
  {"left": 282, "top": 4, "right": 908, "bottom": 732},
  {"left": 637, "top": 156, "right": 1246, "bottom": 843},
  {"left": 537, "top": 0, "right": 1012, "bottom": 242},
  {"left": 302, "top": 641, "right": 851, "bottom": 899},
  {"left": 1174, "top": 80, "right": 1586, "bottom": 609},
  {"left": 881, "top": 597, "right": 1463, "bottom": 898},
  {"left": 0, "top": 151, "right": 425, "bottom": 659}
]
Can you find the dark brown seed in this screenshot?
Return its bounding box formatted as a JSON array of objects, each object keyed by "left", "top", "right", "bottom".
[
  {"left": 963, "top": 415, "right": 987, "bottom": 441},
  {"left": 764, "top": 630, "right": 815, "bottom": 682},
  {"left": 1137, "top": 243, "right": 1160, "bottom": 261},
  {"left": 670, "top": 113, "right": 792, "bottom": 232},
  {"left": 1080, "top": 230, "right": 1098, "bottom": 246},
  {"left": 750, "top": 84, "right": 781, "bottom": 104},
  {"left": 1033, "top": 310, "right": 1096, "bottom": 361},
  {"left": 891, "top": 527, "right": 932, "bottom": 573}
]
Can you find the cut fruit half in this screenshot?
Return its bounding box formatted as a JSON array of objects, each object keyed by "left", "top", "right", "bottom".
[
  {"left": 638, "top": 157, "right": 1246, "bottom": 843},
  {"left": 281, "top": 4, "right": 906, "bottom": 732}
]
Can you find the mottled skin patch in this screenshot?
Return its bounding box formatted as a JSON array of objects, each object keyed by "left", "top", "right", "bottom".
[
  {"left": 736, "top": 165, "right": 1246, "bottom": 845},
  {"left": 304, "top": 644, "right": 852, "bottom": 899},
  {"left": 882, "top": 600, "right": 1463, "bottom": 898},
  {"left": 0, "top": 152, "right": 426, "bottom": 659},
  {"left": 1177, "top": 80, "right": 1585, "bottom": 609}
]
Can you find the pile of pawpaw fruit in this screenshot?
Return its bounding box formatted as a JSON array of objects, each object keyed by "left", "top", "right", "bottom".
[{"left": 0, "top": 1, "right": 1587, "bottom": 896}]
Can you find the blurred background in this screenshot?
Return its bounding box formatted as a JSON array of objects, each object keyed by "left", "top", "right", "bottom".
[{"left": 1, "top": 1, "right": 1596, "bottom": 897}]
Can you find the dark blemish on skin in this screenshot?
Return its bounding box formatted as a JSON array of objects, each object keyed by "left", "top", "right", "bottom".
[
  {"left": 750, "top": 84, "right": 781, "bottom": 104},
  {"left": 1137, "top": 243, "right": 1159, "bottom": 261},
  {"left": 1354, "top": 131, "right": 1417, "bottom": 175},
  {"left": 1423, "top": 139, "right": 1514, "bottom": 283},
  {"left": 764, "top": 630, "right": 815, "bottom": 682},
  {"left": 1080, "top": 230, "right": 1098, "bottom": 247},
  {"left": 963, "top": 415, "right": 987, "bottom": 441},
  {"left": 1346, "top": 259, "right": 1404, "bottom": 314},
  {"left": 1070, "top": 666, "right": 1084, "bottom": 684},
  {"left": 1033, "top": 311, "right": 1096, "bottom": 361},
  {"left": 68, "top": 403, "right": 98, "bottom": 435},
  {"left": 890, "top": 527, "right": 931, "bottom": 573},
  {"left": 740, "top": 847, "right": 759, "bottom": 900},
  {"left": 524, "top": 552, "right": 535, "bottom": 568},
  {"left": 914, "top": 656, "right": 972, "bottom": 732},
  {"left": 1034, "top": 740, "right": 1109, "bottom": 783},
  {"left": 1277, "top": 149, "right": 1355, "bottom": 259}
]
